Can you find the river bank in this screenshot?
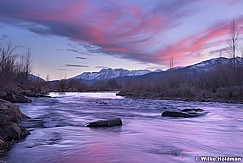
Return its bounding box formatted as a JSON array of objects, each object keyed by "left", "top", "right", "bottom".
[
  {"left": 117, "top": 91, "right": 243, "bottom": 104},
  {"left": 0, "top": 87, "right": 50, "bottom": 160},
  {"left": 0, "top": 98, "right": 30, "bottom": 159}
]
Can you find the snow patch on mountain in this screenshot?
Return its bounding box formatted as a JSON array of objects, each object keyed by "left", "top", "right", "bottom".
[
  {"left": 28, "top": 74, "right": 45, "bottom": 81},
  {"left": 71, "top": 68, "right": 152, "bottom": 80},
  {"left": 188, "top": 57, "right": 233, "bottom": 71}
]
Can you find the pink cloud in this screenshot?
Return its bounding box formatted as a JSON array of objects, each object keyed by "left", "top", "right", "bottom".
[
  {"left": 154, "top": 17, "right": 243, "bottom": 66},
  {"left": 0, "top": 0, "right": 243, "bottom": 67}
]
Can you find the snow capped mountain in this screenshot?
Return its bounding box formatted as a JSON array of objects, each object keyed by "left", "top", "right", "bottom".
[
  {"left": 153, "top": 69, "right": 163, "bottom": 72},
  {"left": 187, "top": 57, "right": 242, "bottom": 72},
  {"left": 71, "top": 68, "right": 152, "bottom": 80},
  {"left": 28, "top": 74, "right": 45, "bottom": 82},
  {"left": 70, "top": 57, "right": 243, "bottom": 81}
]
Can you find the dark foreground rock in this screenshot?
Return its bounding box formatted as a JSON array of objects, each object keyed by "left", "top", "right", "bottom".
[
  {"left": 0, "top": 92, "right": 32, "bottom": 103},
  {"left": 0, "top": 99, "right": 30, "bottom": 153},
  {"left": 0, "top": 115, "right": 30, "bottom": 141},
  {"left": 0, "top": 138, "right": 7, "bottom": 150},
  {"left": 0, "top": 99, "right": 29, "bottom": 122},
  {"left": 161, "top": 108, "right": 208, "bottom": 118},
  {"left": 21, "top": 90, "right": 51, "bottom": 98},
  {"left": 86, "top": 118, "right": 123, "bottom": 127}
]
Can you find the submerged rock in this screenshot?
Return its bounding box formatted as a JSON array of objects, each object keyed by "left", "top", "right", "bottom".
[
  {"left": 96, "top": 101, "right": 107, "bottom": 105},
  {"left": 161, "top": 108, "right": 207, "bottom": 118},
  {"left": 86, "top": 118, "right": 122, "bottom": 127}
]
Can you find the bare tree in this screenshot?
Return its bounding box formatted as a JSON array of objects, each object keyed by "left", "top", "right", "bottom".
[
  {"left": 227, "top": 19, "right": 239, "bottom": 85},
  {"left": 0, "top": 42, "right": 17, "bottom": 84},
  {"left": 240, "top": 45, "right": 243, "bottom": 85},
  {"left": 241, "top": 45, "right": 243, "bottom": 66},
  {"left": 24, "top": 49, "right": 32, "bottom": 82},
  {"left": 0, "top": 41, "right": 33, "bottom": 87},
  {"left": 46, "top": 74, "right": 50, "bottom": 81},
  {"left": 169, "top": 57, "right": 174, "bottom": 69}
]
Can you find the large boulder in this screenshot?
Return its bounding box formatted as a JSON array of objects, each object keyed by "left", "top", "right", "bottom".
[
  {"left": 181, "top": 108, "right": 204, "bottom": 112},
  {"left": 0, "top": 98, "right": 28, "bottom": 122},
  {"left": 21, "top": 90, "right": 51, "bottom": 98},
  {"left": 86, "top": 118, "right": 123, "bottom": 127},
  {"left": 0, "top": 114, "right": 30, "bottom": 141},
  {"left": 0, "top": 91, "right": 7, "bottom": 98},
  {"left": 0, "top": 99, "right": 30, "bottom": 156},
  {"left": 162, "top": 111, "right": 192, "bottom": 118},
  {"left": 161, "top": 108, "right": 208, "bottom": 118},
  {"left": 0, "top": 137, "right": 7, "bottom": 150},
  {"left": 15, "top": 94, "right": 32, "bottom": 103},
  {"left": 0, "top": 92, "right": 15, "bottom": 103},
  {"left": 0, "top": 93, "right": 32, "bottom": 103}
]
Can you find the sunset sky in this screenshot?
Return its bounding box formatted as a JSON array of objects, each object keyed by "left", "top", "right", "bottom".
[{"left": 0, "top": 0, "right": 243, "bottom": 80}]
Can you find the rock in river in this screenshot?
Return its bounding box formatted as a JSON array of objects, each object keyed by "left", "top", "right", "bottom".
[
  {"left": 181, "top": 108, "right": 204, "bottom": 112},
  {"left": 161, "top": 108, "right": 208, "bottom": 118},
  {"left": 86, "top": 118, "right": 123, "bottom": 127}
]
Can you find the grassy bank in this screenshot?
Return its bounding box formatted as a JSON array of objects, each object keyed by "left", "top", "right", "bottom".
[{"left": 117, "top": 86, "right": 243, "bottom": 104}]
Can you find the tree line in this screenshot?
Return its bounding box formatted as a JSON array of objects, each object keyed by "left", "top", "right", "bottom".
[{"left": 49, "top": 79, "right": 120, "bottom": 92}]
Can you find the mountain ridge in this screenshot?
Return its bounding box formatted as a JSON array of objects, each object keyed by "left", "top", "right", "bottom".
[
  {"left": 71, "top": 68, "right": 159, "bottom": 81},
  {"left": 67, "top": 57, "right": 242, "bottom": 82}
]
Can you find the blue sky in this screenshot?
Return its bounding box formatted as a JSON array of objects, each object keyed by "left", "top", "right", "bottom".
[{"left": 0, "top": 0, "right": 243, "bottom": 80}]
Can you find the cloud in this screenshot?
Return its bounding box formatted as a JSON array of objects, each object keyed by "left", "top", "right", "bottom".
[
  {"left": 67, "top": 43, "right": 102, "bottom": 55},
  {"left": 153, "top": 18, "right": 243, "bottom": 66},
  {"left": 67, "top": 49, "right": 83, "bottom": 54},
  {"left": 76, "top": 56, "right": 86, "bottom": 60},
  {"left": 95, "top": 66, "right": 109, "bottom": 69},
  {"left": 0, "top": 0, "right": 186, "bottom": 62},
  {"left": 0, "top": 0, "right": 243, "bottom": 67},
  {"left": 65, "top": 64, "right": 89, "bottom": 68},
  {"left": 58, "top": 68, "right": 68, "bottom": 71},
  {"left": 221, "top": 0, "right": 242, "bottom": 5},
  {"left": 209, "top": 47, "right": 230, "bottom": 55}
]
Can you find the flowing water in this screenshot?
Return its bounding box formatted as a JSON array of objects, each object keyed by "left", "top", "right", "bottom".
[{"left": 3, "top": 92, "right": 243, "bottom": 163}]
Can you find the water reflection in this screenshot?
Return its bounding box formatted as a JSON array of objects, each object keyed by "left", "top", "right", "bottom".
[{"left": 48, "top": 92, "right": 123, "bottom": 99}]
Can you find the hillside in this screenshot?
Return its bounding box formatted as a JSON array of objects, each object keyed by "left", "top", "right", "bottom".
[{"left": 117, "top": 57, "right": 243, "bottom": 103}]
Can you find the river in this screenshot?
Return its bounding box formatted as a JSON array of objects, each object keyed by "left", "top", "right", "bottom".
[{"left": 3, "top": 92, "right": 243, "bottom": 163}]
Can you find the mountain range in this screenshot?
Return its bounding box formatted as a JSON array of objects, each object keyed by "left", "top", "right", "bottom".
[
  {"left": 71, "top": 68, "right": 162, "bottom": 81},
  {"left": 68, "top": 57, "right": 242, "bottom": 82}
]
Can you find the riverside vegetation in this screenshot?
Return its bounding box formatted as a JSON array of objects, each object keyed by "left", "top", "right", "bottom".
[{"left": 0, "top": 42, "right": 49, "bottom": 158}]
